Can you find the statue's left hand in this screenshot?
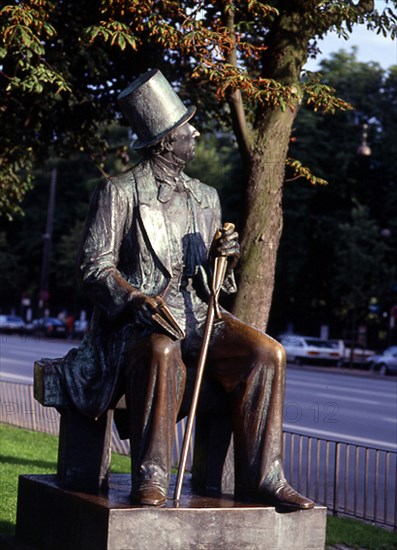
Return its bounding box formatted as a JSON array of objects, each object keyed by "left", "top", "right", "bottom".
[{"left": 212, "top": 223, "right": 240, "bottom": 271}]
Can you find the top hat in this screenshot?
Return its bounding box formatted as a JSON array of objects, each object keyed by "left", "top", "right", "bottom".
[{"left": 118, "top": 69, "right": 196, "bottom": 150}]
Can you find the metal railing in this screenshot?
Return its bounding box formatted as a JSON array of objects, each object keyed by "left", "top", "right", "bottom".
[
  {"left": 1, "top": 380, "right": 395, "bottom": 530},
  {"left": 282, "top": 431, "right": 396, "bottom": 530}
]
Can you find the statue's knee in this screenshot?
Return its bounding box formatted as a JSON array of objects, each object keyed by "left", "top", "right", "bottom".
[
  {"left": 254, "top": 338, "right": 286, "bottom": 370},
  {"left": 273, "top": 341, "right": 286, "bottom": 366},
  {"left": 151, "top": 334, "right": 181, "bottom": 363}
]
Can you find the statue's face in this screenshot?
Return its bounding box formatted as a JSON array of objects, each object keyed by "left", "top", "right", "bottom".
[{"left": 170, "top": 123, "right": 200, "bottom": 162}]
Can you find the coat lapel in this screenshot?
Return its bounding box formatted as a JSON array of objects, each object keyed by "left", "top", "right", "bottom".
[
  {"left": 134, "top": 163, "right": 211, "bottom": 279},
  {"left": 135, "top": 161, "right": 173, "bottom": 276},
  {"left": 185, "top": 176, "right": 211, "bottom": 249}
]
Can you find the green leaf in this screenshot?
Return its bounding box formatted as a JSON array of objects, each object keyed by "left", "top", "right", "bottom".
[{"left": 117, "top": 33, "right": 126, "bottom": 50}]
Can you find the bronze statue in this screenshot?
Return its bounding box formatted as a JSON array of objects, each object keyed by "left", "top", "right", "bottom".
[{"left": 61, "top": 69, "right": 314, "bottom": 510}]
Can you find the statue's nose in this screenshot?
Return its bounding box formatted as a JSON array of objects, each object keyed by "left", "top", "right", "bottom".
[{"left": 190, "top": 125, "right": 200, "bottom": 139}]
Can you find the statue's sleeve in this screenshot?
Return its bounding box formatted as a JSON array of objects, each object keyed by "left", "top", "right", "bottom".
[{"left": 78, "top": 178, "right": 138, "bottom": 320}]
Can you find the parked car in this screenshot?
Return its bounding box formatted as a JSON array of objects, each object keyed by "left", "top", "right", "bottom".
[
  {"left": 30, "top": 317, "right": 69, "bottom": 338},
  {"left": 0, "top": 314, "right": 26, "bottom": 334},
  {"left": 365, "top": 346, "right": 397, "bottom": 375},
  {"left": 277, "top": 335, "right": 344, "bottom": 366},
  {"left": 343, "top": 341, "right": 375, "bottom": 366}
]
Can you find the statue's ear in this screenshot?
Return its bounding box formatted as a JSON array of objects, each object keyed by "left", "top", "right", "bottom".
[{"left": 163, "top": 138, "right": 174, "bottom": 152}]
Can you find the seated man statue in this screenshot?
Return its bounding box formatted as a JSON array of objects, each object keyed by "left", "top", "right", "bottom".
[{"left": 62, "top": 69, "right": 314, "bottom": 509}]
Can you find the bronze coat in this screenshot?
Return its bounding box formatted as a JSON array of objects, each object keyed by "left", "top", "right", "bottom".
[{"left": 58, "top": 160, "right": 236, "bottom": 418}]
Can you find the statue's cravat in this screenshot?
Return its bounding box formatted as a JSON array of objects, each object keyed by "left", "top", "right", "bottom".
[{"left": 151, "top": 156, "right": 202, "bottom": 204}]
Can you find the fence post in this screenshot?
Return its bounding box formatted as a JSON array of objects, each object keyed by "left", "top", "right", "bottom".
[{"left": 333, "top": 442, "right": 340, "bottom": 516}]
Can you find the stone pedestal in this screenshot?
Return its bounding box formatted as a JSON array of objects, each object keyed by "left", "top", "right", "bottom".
[{"left": 13, "top": 474, "right": 326, "bottom": 550}]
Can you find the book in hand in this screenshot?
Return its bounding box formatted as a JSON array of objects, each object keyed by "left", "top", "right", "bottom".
[{"left": 151, "top": 302, "right": 185, "bottom": 340}]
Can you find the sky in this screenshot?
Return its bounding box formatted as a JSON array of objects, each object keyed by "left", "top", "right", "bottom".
[{"left": 304, "top": 2, "right": 396, "bottom": 71}]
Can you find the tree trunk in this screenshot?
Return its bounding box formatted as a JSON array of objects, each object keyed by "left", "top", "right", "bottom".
[
  {"left": 231, "top": 9, "right": 309, "bottom": 331},
  {"left": 232, "top": 105, "right": 297, "bottom": 330}
]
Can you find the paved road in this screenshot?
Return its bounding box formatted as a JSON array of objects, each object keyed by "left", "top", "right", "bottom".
[
  {"left": 0, "top": 333, "right": 74, "bottom": 384},
  {"left": 284, "top": 367, "right": 397, "bottom": 451},
  {"left": 1, "top": 334, "right": 396, "bottom": 451}
]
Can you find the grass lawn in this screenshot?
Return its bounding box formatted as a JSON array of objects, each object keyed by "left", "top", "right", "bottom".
[
  {"left": 1, "top": 423, "right": 396, "bottom": 549},
  {"left": 0, "top": 423, "right": 130, "bottom": 536}
]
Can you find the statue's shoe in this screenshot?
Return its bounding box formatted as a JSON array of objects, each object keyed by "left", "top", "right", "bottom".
[
  {"left": 236, "top": 482, "right": 315, "bottom": 510},
  {"left": 131, "top": 485, "right": 167, "bottom": 506}
]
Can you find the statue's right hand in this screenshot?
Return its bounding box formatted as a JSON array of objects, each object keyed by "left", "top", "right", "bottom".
[{"left": 128, "top": 293, "right": 165, "bottom": 327}]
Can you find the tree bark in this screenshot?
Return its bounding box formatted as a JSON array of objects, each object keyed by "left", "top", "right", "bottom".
[
  {"left": 232, "top": 8, "right": 309, "bottom": 331},
  {"left": 232, "top": 106, "right": 297, "bottom": 330}
]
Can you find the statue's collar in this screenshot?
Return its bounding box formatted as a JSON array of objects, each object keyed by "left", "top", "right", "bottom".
[
  {"left": 135, "top": 160, "right": 203, "bottom": 205},
  {"left": 150, "top": 158, "right": 203, "bottom": 204},
  {"left": 151, "top": 154, "right": 185, "bottom": 178}
]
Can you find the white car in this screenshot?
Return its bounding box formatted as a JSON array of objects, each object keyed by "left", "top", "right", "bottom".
[
  {"left": 278, "top": 335, "right": 344, "bottom": 366},
  {"left": 343, "top": 341, "right": 375, "bottom": 366}
]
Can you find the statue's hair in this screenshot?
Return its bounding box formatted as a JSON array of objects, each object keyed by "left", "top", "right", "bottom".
[{"left": 141, "top": 129, "right": 178, "bottom": 159}]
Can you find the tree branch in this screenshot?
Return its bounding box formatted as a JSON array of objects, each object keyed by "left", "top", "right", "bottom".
[{"left": 223, "top": 3, "right": 252, "bottom": 165}]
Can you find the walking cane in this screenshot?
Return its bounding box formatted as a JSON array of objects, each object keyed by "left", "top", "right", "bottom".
[{"left": 173, "top": 224, "right": 233, "bottom": 502}]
